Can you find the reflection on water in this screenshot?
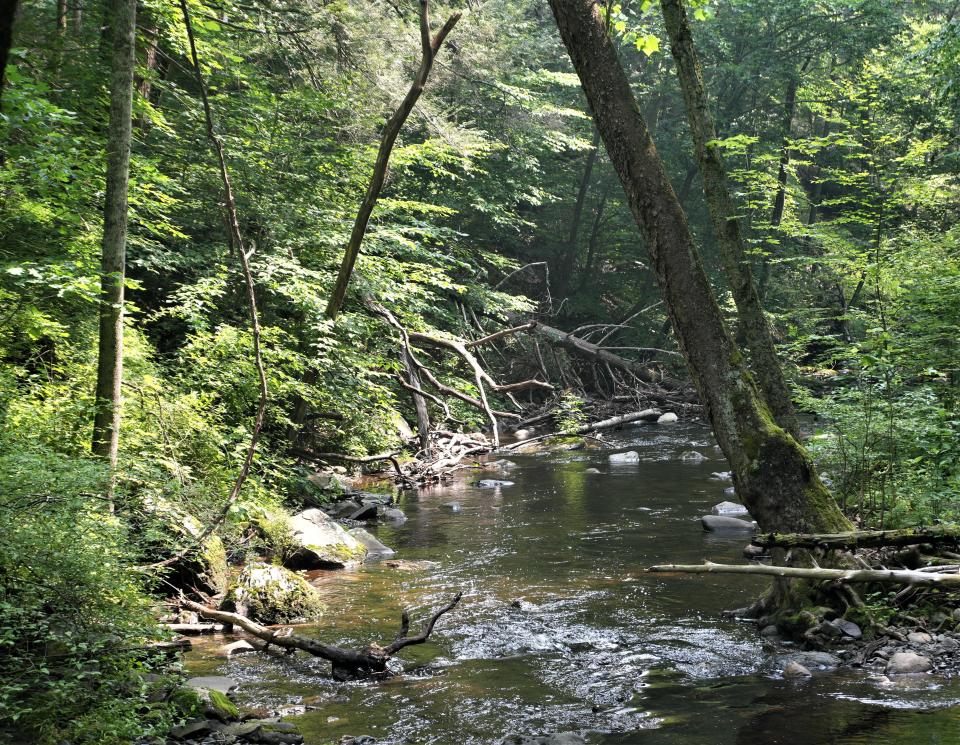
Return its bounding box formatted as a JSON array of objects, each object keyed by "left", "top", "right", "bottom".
[{"left": 185, "top": 423, "right": 960, "bottom": 744}]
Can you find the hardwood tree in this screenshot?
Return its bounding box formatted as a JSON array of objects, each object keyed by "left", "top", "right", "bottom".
[
  {"left": 0, "top": 0, "right": 18, "bottom": 112},
  {"left": 91, "top": 0, "right": 137, "bottom": 489},
  {"left": 547, "top": 0, "right": 851, "bottom": 535}
]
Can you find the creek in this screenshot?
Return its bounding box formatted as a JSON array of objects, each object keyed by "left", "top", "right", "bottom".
[{"left": 185, "top": 422, "right": 960, "bottom": 744}]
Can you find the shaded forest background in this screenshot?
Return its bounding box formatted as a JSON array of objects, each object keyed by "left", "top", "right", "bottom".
[{"left": 1, "top": 0, "right": 959, "bottom": 741}]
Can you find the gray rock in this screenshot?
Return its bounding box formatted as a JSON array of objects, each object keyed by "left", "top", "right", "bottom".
[
  {"left": 657, "top": 412, "right": 678, "bottom": 424},
  {"left": 170, "top": 719, "right": 217, "bottom": 739},
  {"left": 907, "top": 631, "right": 933, "bottom": 645},
  {"left": 709, "top": 471, "right": 733, "bottom": 481},
  {"left": 380, "top": 507, "right": 407, "bottom": 523},
  {"left": 348, "top": 528, "right": 395, "bottom": 559},
  {"left": 886, "top": 651, "right": 933, "bottom": 675},
  {"left": 712, "top": 500, "right": 749, "bottom": 516},
  {"left": 723, "top": 486, "right": 737, "bottom": 495},
  {"left": 584, "top": 467, "right": 601, "bottom": 474},
  {"left": 609, "top": 450, "right": 640, "bottom": 464},
  {"left": 216, "top": 640, "right": 256, "bottom": 658},
  {"left": 285, "top": 508, "right": 367, "bottom": 568},
  {"left": 513, "top": 428, "right": 533, "bottom": 440},
  {"left": 783, "top": 661, "right": 812, "bottom": 678},
  {"left": 441, "top": 501, "right": 461, "bottom": 512},
  {"left": 679, "top": 450, "right": 707, "bottom": 462},
  {"left": 760, "top": 624, "right": 779, "bottom": 638},
  {"left": 832, "top": 619, "right": 862, "bottom": 639},
  {"left": 952, "top": 608, "right": 960, "bottom": 622},
  {"left": 332, "top": 499, "right": 361, "bottom": 518},
  {"left": 489, "top": 459, "right": 518, "bottom": 470},
  {"left": 185, "top": 676, "right": 238, "bottom": 695},
  {"left": 743, "top": 544, "right": 766, "bottom": 559},
  {"left": 780, "top": 651, "right": 840, "bottom": 669},
  {"left": 701, "top": 515, "right": 757, "bottom": 533},
  {"left": 939, "top": 637, "right": 959, "bottom": 652},
  {"left": 477, "top": 479, "right": 514, "bottom": 488},
  {"left": 346, "top": 503, "right": 378, "bottom": 521},
  {"left": 339, "top": 737, "right": 377, "bottom": 745},
  {"left": 500, "top": 735, "right": 586, "bottom": 745}
]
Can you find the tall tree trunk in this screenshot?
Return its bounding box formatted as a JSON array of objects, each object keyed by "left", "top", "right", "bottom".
[
  {"left": 57, "top": 0, "right": 67, "bottom": 31},
  {"left": 0, "top": 0, "right": 18, "bottom": 113},
  {"left": 91, "top": 0, "right": 137, "bottom": 492},
  {"left": 72, "top": 0, "right": 82, "bottom": 33},
  {"left": 135, "top": 17, "right": 160, "bottom": 130},
  {"left": 324, "top": 0, "right": 460, "bottom": 320},
  {"left": 555, "top": 128, "right": 600, "bottom": 296},
  {"left": 660, "top": 0, "right": 798, "bottom": 438},
  {"left": 547, "top": 0, "right": 850, "bottom": 535},
  {"left": 403, "top": 349, "right": 431, "bottom": 455}
]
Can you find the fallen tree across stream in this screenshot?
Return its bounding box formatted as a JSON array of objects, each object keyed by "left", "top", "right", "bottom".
[
  {"left": 647, "top": 561, "right": 960, "bottom": 586},
  {"left": 501, "top": 408, "right": 662, "bottom": 451},
  {"left": 179, "top": 593, "right": 462, "bottom": 680},
  {"left": 752, "top": 525, "right": 960, "bottom": 551}
]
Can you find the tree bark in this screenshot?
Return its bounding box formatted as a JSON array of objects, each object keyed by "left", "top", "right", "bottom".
[
  {"left": 403, "top": 348, "right": 431, "bottom": 455},
  {"left": 0, "top": 0, "right": 18, "bottom": 114},
  {"left": 660, "top": 0, "right": 799, "bottom": 438},
  {"left": 547, "top": 0, "right": 850, "bottom": 534},
  {"left": 57, "top": 0, "right": 67, "bottom": 31},
  {"left": 324, "top": 1, "right": 460, "bottom": 320},
  {"left": 91, "top": 0, "right": 137, "bottom": 492},
  {"left": 556, "top": 128, "right": 601, "bottom": 296}
]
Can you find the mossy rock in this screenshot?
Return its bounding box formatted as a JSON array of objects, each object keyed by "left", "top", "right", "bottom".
[
  {"left": 203, "top": 689, "right": 239, "bottom": 721},
  {"left": 169, "top": 687, "right": 204, "bottom": 719},
  {"left": 223, "top": 562, "right": 325, "bottom": 624},
  {"left": 284, "top": 508, "right": 367, "bottom": 569}
]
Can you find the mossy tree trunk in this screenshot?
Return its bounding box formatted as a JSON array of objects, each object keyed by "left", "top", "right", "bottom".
[
  {"left": 547, "top": 0, "right": 851, "bottom": 535},
  {"left": 660, "top": 0, "right": 799, "bottom": 438}
]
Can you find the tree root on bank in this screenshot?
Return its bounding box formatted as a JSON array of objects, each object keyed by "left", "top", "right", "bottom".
[
  {"left": 752, "top": 525, "right": 960, "bottom": 551},
  {"left": 647, "top": 561, "right": 960, "bottom": 586},
  {"left": 179, "top": 592, "right": 463, "bottom": 681}
]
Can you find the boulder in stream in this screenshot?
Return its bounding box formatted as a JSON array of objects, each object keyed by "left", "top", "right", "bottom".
[
  {"left": 886, "top": 652, "right": 933, "bottom": 675},
  {"left": 657, "top": 412, "right": 679, "bottom": 424},
  {"left": 380, "top": 506, "right": 407, "bottom": 523},
  {"left": 500, "top": 735, "right": 586, "bottom": 745},
  {"left": 223, "top": 562, "right": 325, "bottom": 625},
  {"left": 609, "top": 450, "right": 640, "bottom": 464},
  {"left": 701, "top": 515, "right": 757, "bottom": 533},
  {"left": 285, "top": 508, "right": 367, "bottom": 568},
  {"left": 679, "top": 450, "right": 708, "bottom": 462},
  {"left": 712, "top": 501, "right": 749, "bottom": 516},
  {"left": 348, "top": 527, "right": 396, "bottom": 559}
]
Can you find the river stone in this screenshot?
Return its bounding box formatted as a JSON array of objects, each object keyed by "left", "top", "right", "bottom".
[
  {"left": 186, "top": 676, "right": 238, "bottom": 695},
  {"left": 223, "top": 562, "right": 324, "bottom": 624},
  {"left": 701, "top": 515, "right": 757, "bottom": 533},
  {"left": 170, "top": 719, "right": 217, "bottom": 739},
  {"left": 500, "top": 735, "right": 586, "bottom": 745},
  {"left": 584, "top": 467, "right": 601, "bottom": 474},
  {"left": 216, "top": 640, "right": 256, "bottom": 658},
  {"left": 710, "top": 471, "right": 733, "bottom": 481},
  {"left": 712, "top": 500, "right": 749, "bottom": 516},
  {"left": 886, "top": 652, "right": 933, "bottom": 675},
  {"left": 743, "top": 543, "right": 766, "bottom": 559},
  {"left": 478, "top": 479, "right": 514, "bottom": 488},
  {"left": 832, "top": 619, "right": 862, "bottom": 639},
  {"left": 380, "top": 506, "right": 407, "bottom": 523},
  {"left": 657, "top": 412, "right": 678, "bottom": 423},
  {"left": 783, "top": 661, "right": 812, "bottom": 678},
  {"left": 285, "top": 508, "right": 367, "bottom": 568},
  {"left": 346, "top": 502, "right": 378, "bottom": 521},
  {"left": 348, "top": 528, "right": 395, "bottom": 559},
  {"left": 514, "top": 428, "right": 533, "bottom": 440},
  {"left": 907, "top": 631, "right": 934, "bottom": 645},
  {"left": 331, "top": 499, "right": 361, "bottom": 518},
  {"left": 679, "top": 450, "right": 707, "bottom": 462},
  {"left": 609, "top": 450, "right": 640, "bottom": 463},
  {"left": 778, "top": 651, "right": 841, "bottom": 670},
  {"left": 723, "top": 486, "right": 737, "bottom": 495}
]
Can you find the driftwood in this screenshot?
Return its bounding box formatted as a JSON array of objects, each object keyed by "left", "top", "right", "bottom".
[
  {"left": 180, "top": 592, "right": 462, "bottom": 680},
  {"left": 501, "top": 408, "right": 661, "bottom": 451},
  {"left": 752, "top": 525, "right": 960, "bottom": 551},
  {"left": 647, "top": 561, "right": 960, "bottom": 587}
]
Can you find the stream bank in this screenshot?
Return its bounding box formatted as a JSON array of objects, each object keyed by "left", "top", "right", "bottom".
[{"left": 181, "top": 422, "right": 960, "bottom": 744}]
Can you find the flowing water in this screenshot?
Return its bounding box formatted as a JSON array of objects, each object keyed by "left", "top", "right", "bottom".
[{"left": 185, "top": 423, "right": 960, "bottom": 744}]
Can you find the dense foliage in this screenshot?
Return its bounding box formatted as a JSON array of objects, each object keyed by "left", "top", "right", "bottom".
[{"left": 1, "top": 0, "right": 957, "bottom": 740}]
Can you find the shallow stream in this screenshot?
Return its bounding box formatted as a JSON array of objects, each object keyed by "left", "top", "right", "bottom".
[{"left": 186, "top": 422, "right": 960, "bottom": 744}]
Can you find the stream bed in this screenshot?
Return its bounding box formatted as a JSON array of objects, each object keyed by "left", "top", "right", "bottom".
[{"left": 185, "top": 422, "right": 960, "bottom": 744}]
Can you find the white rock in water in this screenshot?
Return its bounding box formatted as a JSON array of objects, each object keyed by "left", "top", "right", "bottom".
[
  {"left": 514, "top": 429, "right": 533, "bottom": 440},
  {"left": 609, "top": 451, "right": 640, "bottom": 463},
  {"left": 701, "top": 514, "right": 757, "bottom": 532},
  {"left": 657, "top": 412, "right": 679, "bottom": 423},
  {"left": 712, "top": 500, "right": 749, "bottom": 516},
  {"left": 584, "top": 467, "right": 601, "bottom": 474},
  {"left": 477, "top": 479, "right": 514, "bottom": 488},
  {"left": 886, "top": 652, "right": 932, "bottom": 675},
  {"left": 680, "top": 450, "right": 707, "bottom": 462},
  {"left": 710, "top": 471, "right": 733, "bottom": 481},
  {"left": 783, "top": 661, "right": 812, "bottom": 678}
]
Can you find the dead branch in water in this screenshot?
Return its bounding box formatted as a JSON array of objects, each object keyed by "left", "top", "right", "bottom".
[
  {"left": 501, "top": 408, "right": 662, "bottom": 451},
  {"left": 647, "top": 561, "right": 960, "bottom": 587},
  {"left": 179, "top": 592, "right": 463, "bottom": 680}
]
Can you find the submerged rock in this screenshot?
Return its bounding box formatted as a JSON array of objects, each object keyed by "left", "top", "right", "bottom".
[
  {"left": 711, "top": 500, "right": 748, "bottom": 516},
  {"left": 442, "top": 501, "right": 462, "bottom": 512},
  {"left": 584, "top": 467, "right": 601, "bottom": 474},
  {"left": 609, "top": 450, "right": 640, "bottom": 464},
  {"left": 701, "top": 515, "right": 757, "bottom": 533},
  {"left": 285, "top": 508, "right": 367, "bottom": 569},
  {"left": 478, "top": 479, "right": 514, "bottom": 488},
  {"left": 223, "top": 562, "right": 324, "bottom": 625},
  {"left": 380, "top": 506, "right": 407, "bottom": 523},
  {"left": 348, "top": 528, "right": 395, "bottom": 559},
  {"left": 886, "top": 652, "right": 933, "bottom": 675},
  {"left": 679, "top": 450, "right": 707, "bottom": 462},
  {"left": 709, "top": 471, "right": 733, "bottom": 481},
  {"left": 657, "top": 412, "right": 679, "bottom": 423},
  {"left": 783, "top": 661, "right": 812, "bottom": 678}
]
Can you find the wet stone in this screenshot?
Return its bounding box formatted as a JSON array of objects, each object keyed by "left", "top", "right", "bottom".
[
  {"left": 907, "top": 631, "right": 933, "bottom": 645},
  {"left": 186, "top": 676, "right": 238, "bottom": 694},
  {"left": 712, "top": 500, "right": 748, "bottom": 516},
  {"left": 886, "top": 652, "right": 933, "bottom": 675},
  {"left": 701, "top": 515, "right": 757, "bottom": 533},
  {"left": 478, "top": 479, "right": 514, "bottom": 488},
  {"left": 441, "top": 501, "right": 462, "bottom": 512},
  {"left": 783, "top": 661, "right": 812, "bottom": 678},
  {"left": 656, "top": 412, "right": 678, "bottom": 424},
  {"left": 609, "top": 451, "right": 640, "bottom": 463},
  {"left": 679, "top": 450, "right": 707, "bottom": 462}
]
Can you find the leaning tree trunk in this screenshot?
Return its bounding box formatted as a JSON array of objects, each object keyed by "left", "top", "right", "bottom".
[
  {"left": 547, "top": 0, "right": 850, "bottom": 535},
  {"left": 324, "top": 0, "right": 460, "bottom": 320},
  {"left": 91, "top": 0, "right": 137, "bottom": 494},
  {"left": 660, "top": 0, "right": 798, "bottom": 438}
]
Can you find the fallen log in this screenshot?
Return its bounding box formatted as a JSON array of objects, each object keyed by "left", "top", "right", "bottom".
[
  {"left": 752, "top": 525, "right": 960, "bottom": 551},
  {"left": 647, "top": 561, "right": 960, "bottom": 586},
  {"left": 521, "top": 319, "right": 688, "bottom": 392},
  {"left": 501, "top": 408, "right": 662, "bottom": 450},
  {"left": 180, "top": 592, "right": 462, "bottom": 680}
]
